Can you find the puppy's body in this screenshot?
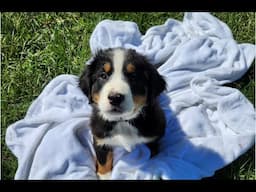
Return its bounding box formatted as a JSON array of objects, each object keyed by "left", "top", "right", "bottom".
[{"left": 79, "top": 48, "right": 166, "bottom": 179}]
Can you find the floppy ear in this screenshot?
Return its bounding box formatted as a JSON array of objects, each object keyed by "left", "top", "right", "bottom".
[
  {"left": 145, "top": 64, "right": 166, "bottom": 105},
  {"left": 79, "top": 64, "right": 93, "bottom": 103}
]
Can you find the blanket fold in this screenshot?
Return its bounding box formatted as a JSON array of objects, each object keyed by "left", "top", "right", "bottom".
[{"left": 6, "top": 12, "right": 255, "bottom": 180}]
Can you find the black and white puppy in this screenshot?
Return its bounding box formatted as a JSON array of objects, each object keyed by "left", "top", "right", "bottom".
[{"left": 79, "top": 48, "right": 166, "bottom": 179}]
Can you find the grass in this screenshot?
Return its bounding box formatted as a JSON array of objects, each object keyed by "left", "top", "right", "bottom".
[{"left": 1, "top": 12, "right": 255, "bottom": 180}]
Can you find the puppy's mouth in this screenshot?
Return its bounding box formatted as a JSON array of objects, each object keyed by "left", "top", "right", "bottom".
[
  {"left": 99, "top": 105, "right": 143, "bottom": 121},
  {"left": 109, "top": 106, "right": 123, "bottom": 113}
]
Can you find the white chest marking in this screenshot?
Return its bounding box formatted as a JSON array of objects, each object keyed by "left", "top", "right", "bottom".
[{"left": 96, "top": 122, "right": 157, "bottom": 152}]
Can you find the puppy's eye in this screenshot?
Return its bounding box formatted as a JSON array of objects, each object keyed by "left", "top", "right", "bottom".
[{"left": 99, "top": 72, "right": 108, "bottom": 79}]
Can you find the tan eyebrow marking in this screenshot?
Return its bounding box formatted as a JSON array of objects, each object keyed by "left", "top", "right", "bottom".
[
  {"left": 103, "top": 63, "right": 111, "bottom": 73},
  {"left": 126, "top": 63, "right": 136, "bottom": 73}
]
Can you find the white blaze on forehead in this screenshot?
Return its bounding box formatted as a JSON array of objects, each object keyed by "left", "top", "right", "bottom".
[
  {"left": 112, "top": 48, "right": 125, "bottom": 76},
  {"left": 106, "top": 48, "right": 130, "bottom": 95}
]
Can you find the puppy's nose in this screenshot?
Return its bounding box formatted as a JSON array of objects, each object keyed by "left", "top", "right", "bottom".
[{"left": 108, "top": 92, "right": 124, "bottom": 106}]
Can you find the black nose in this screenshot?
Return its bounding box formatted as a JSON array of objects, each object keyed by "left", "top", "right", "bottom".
[{"left": 108, "top": 93, "right": 124, "bottom": 106}]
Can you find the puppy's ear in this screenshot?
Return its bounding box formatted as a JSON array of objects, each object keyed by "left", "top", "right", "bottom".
[
  {"left": 145, "top": 64, "right": 166, "bottom": 105},
  {"left": 79, "top": 64, "right": 93, "bottom": 103}
]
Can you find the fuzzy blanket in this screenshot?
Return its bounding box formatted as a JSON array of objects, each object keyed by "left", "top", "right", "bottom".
[{"left": 6, "top": 12, "right": 255, "bottom": 180}]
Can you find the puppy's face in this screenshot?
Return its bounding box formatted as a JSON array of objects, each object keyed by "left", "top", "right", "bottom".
[{"left": 79, "top": 48, "right": 166, "bottom": 121}]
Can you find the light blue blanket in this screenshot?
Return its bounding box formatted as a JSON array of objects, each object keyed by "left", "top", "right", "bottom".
[{"left": 6, "top": 12, "right": 255, "bottom": 179}]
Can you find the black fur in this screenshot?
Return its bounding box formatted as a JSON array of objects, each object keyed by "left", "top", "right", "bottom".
[{"left": 79, "top": 65, "right": 93, "bottom": 103}]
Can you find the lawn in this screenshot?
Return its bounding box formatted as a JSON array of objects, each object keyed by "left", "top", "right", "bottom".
[{"left": 1, "top": 12, "right": 255, "bottom": 180}]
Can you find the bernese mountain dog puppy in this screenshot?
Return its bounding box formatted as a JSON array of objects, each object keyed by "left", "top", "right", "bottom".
[{"left": 79, "top": 48, "right": 166, "bottom": 179}]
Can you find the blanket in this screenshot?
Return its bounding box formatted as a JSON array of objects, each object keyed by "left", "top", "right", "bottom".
[{"left": 6, "top": 12, "right": 255, "bottom": 180}]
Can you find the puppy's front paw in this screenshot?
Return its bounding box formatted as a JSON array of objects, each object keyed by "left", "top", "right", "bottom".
[{"left": 97, "top": 171, "right": 112, "bottom": 180}]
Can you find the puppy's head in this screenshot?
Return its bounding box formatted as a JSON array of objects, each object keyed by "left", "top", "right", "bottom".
[{"left": 79, "top": 48, "right": 166, "bottom": 121}]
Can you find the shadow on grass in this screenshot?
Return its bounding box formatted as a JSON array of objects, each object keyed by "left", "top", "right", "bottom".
[{"left": 206, "top": 146, "right": 255, "bottom": 180}]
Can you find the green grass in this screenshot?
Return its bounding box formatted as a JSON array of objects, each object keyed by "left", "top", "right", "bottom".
[{"left": 1, "top": 12, "right": 255, "bottom": 180}]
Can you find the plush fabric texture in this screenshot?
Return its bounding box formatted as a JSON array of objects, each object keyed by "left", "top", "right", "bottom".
[{"left": 6, "top": 12, "right": 255, "bottom": 180}]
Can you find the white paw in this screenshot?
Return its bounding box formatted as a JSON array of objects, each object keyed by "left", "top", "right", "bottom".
[{"left": 97, "top": 172, "right": 112, "bottom": 180}]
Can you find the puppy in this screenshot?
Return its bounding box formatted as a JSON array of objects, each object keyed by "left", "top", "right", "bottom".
[{"left": 79, "top": 48, "right": 166, "bottom": 179}]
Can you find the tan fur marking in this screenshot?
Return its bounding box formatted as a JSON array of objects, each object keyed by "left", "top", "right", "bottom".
[
  {"left": 97, "top": 151, "right": 113, "bottom": 174},
  {"left": 126, "top": 63, "right": 136, "bottom": 73},
  {"left": 93, "top": 93, "right": 100, "bottom": 103},
  {"left": 103, "top": 63, "right": 111, "bottom": 73},
  {"left": 133, "top": 95, "right": 147, "bottom": 107}
]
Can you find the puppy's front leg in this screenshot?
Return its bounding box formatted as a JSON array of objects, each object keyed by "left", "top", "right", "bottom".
[
  {"left": 94, "top": 143, "right": 113, "bottom": 180},
  {"left": 146, "top": 140, "right": 159, "bottom": 158}
]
